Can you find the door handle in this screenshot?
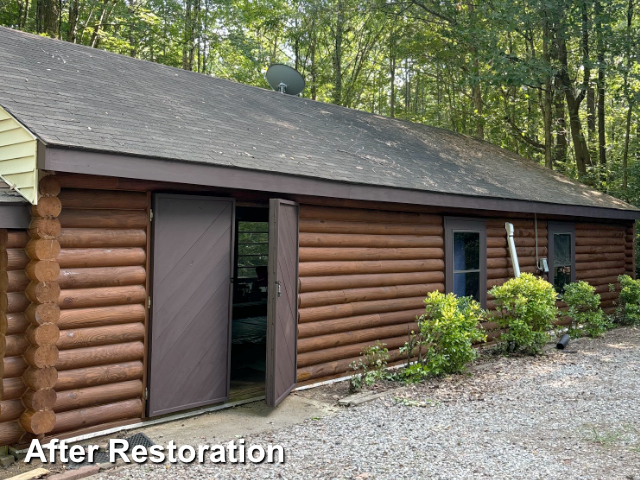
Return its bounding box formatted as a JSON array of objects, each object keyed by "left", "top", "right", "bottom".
[{"left": 276, "top": 281, "right": 281, "bottom": 297}]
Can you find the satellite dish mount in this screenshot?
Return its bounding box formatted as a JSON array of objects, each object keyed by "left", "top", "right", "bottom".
[{"left": 266, "top": 64, "right": 305, "bottom": 96}]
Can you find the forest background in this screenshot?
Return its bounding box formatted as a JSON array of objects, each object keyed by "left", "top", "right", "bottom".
[{"left": 1, "top": 0, "right": 639, "bottom": 237}]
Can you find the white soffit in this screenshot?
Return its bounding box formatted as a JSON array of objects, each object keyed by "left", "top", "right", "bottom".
[{"left": 0, "top": 106, "right": 38, "bottom": 205}]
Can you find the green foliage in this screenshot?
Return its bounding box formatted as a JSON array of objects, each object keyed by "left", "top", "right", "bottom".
[
  {"left": 614, "top": 274, "right": 640, "bottom": 325},
  {"left": 489, "top": 273, "right": 558, "bottom": 355},
  {"left": 563, "top": 281, "right": 611, "bottom": 338},
  {"left": 348, "top": 341, "right": 390, "bottom": 393},
  {"left": 400, "top": 292, "right": 486, "bottom": 381}
]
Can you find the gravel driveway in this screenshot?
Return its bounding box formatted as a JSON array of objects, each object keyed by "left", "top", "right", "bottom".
[{"left": 98, "top": 327, "right": 640, "bottom": 480}]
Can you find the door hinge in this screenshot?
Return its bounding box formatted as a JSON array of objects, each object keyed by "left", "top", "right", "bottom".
[
  {"left": 144, "top": 388, "right": 148, "bottom": 400},
  {"left": 149, "top": 208, "right": 153, "bottom": 222},
  {"left": 148, "top": 297, "right": 151, "bottom": 309}
]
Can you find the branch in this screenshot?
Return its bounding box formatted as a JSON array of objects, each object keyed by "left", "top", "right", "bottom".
[{"left": 504, "top": 116, "right": 546, "bottom": 152}]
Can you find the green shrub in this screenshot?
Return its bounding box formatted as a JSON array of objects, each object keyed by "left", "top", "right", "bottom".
[
  {"left": 489, "top": 273, "right": 558, "bottom": 355},
  {"left": 348, "top": 341, "right": 390, "bottom": 393},
  {"left": 613, "top": 274, "right": 640, "bottom": 325},
  {"left": 562, "top": 281, "right": 611, "bottom": 337},
  {"left": 400, "top": 291, "right": 486, "bottom": 381}
]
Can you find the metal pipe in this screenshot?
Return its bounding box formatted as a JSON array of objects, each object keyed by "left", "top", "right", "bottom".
[
  {"left": 505, "top": 222, "right": 521, "bottom": 277},
  {"left": 556, "top": 333, "right": 570, "bottom": 349}
]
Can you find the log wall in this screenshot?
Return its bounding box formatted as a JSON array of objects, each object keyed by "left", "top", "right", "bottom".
[
  {"left": 0, "top": 184, "right": 148, "bottom": 444},
  {"left": 296, "top": 205, "right": 445, "bottom": 385}
]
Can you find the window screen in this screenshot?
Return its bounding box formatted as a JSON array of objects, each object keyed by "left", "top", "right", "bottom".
[
  {"left": 553, "top": 233, "right": 572, "bottom": 292},
  {"left": 453, "top": 231, "right": 481, "bottom": 301}
]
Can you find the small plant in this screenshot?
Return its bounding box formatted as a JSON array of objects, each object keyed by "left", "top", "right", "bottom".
[
  {"left": 490, "top": 273, "right": 558, "bottom": 355},
  {"left": 563, "top": 281, "right": 611, "bottom": 337},
  {"left": 400, "top": 291, "right": 486, "bottom": 381},
  {"left": 348, "top": 341, "right": 390, "bottom": 393},
  {"left": 613, "top": 274, "right": 640, "bottom": 325}
]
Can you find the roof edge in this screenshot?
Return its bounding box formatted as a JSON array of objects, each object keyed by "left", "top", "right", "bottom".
[{"left": 41, "top": 146, "right": 640, "bottom": 221}]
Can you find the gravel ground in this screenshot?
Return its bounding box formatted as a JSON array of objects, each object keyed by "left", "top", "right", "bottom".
[{"left": 98, "top": 327, "right": 640, "bottom": 480}]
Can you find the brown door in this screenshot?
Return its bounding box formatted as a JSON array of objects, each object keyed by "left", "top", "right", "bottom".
[
  {"left": 148, "top": 194, "right": 235, "bottom": 416},
  {"left": 266, "top": 199, "right": 299, "bottom": 407}
]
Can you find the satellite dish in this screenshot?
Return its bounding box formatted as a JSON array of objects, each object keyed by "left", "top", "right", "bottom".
[{"left": 266, "top": 64, "right": 305, "bottom": 95}]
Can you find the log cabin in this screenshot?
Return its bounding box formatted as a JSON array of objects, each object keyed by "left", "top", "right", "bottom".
[{"left": 0, "top": 26, "right": 638, "bottom": 446}]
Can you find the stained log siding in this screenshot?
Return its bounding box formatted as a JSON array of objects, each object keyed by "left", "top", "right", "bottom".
[
  {"left": 0, "top": 187, "right": 149, "bottom": 444},
  {"left": 296, "top": 205, "right": 445, "bottom": 385},
  {"left": 52, "top": 188, "right": 148, "bottom": 435}
]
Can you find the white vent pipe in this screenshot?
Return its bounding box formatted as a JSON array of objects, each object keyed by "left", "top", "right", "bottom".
[{"left": 505, "top": 222, "right": 521, "bottom": 277}]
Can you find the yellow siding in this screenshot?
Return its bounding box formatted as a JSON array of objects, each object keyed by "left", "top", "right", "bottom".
[{"left": 0, "top": 107, "right": 38, "bottom": 204}]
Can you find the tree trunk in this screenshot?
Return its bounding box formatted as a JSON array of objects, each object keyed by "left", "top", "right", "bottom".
[
  {"left": 389, "top": 30, "right": 396, "bottom": 118},
  {"left": 333, "top": 0, "right": 344, "bottom": 105},
  {"left": 622, "top": 0, "right": 635, "bottom": 191},
  {"left": 37, "top": 0, "right": 58, "bottom": 36},
  {"left": 310, "top": 20, "right": 317, "bottom": 101},
  {"left": 67, "top": 0, "right": 79, "bottom": 42},
  {"left": 595, "top": 0, "right": 607, "bottom": 169},
  {"left": 554, "top": 90, "right": 568, "bottom": 165}
]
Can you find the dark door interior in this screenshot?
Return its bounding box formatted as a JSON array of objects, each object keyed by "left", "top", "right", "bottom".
[
  {"left": 148, "top": 194, "right": 235, "bottom": 417},
  {"left": 266, "top": 199, "right": 299, "bottom": 407}
]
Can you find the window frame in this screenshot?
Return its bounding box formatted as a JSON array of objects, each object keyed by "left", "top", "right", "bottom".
[
  {"left": 444, "top": 217, "right": 487, "bottom": 308},
  {"left": 547, "top": 221, "right": 576, "bottom": 291}
]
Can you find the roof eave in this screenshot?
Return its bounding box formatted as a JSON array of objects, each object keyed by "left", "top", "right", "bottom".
[{"left": 41, "top": 146, "right": 640, "bottom": 221}]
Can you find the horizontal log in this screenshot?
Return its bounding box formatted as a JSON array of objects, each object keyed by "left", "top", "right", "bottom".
[
  {"left": 299, "top": 233, "right": 443, "bottom": 249},
  {"left": 575, "top": 253, "right": 626, "bottom": 262},
  {"left": 486, "top": 266, "right": 537, "bottom": 279},
  {"left": 58, "top": 229, "right": 146, "bottom": 248},
  {"left": 576, "top": 268, "right": 626, "bottom": 281},
  {"left": 2, "top": 377, "right": 25, "bottom": 400},
  {"left": 298, "top": 309, "right": 425, "bottom": 339},
  {"left": 2, "top": 270, "right": 29, "bottom": 292},
  {"left": 0, "top": 399, "right": 24, "bottom": 422},
  {"left": 576, "top": 260, "right": 625, "bottom": 271},
  {"left": 297, "top": 336, "right": 408, "bottom": 368},
  {"left": 6, "top": 292, "right": 30, "bottom": 313},
  {"left": 486, "top": 228, "right": 546, "bottom": 239},
  {"left": 3, "top": 355, "right": 27, "bottom": 378},
  {"left": 5, "top": 334, "right": 28, "bottom": 357},
  {"left": 298, "top": 322, "right": 417, "bottom": 356},
  {"left": 7, "top": 231, "right": 29, "bottom": 248},
  {"left": 59, "top": 209, "right": 148, "bottom": 229},
  {"left": 487, "top": 257, "right": 537, "bottom": 269},
  {"left": 55, "top": 361, "right": 144, "bottom": 391},
  {"left": 54, "top": 380, "right": 143, "bottom": 413},
  {"left": 59, "top": 285, "right": 147, "bottom": 309},
  {"left": 299, "top": 271, "right": 445, "bottom": 293},
  {"left": 0, "top": 421, "right": 24, "bottom": 446},
  {"left": 487, "top": 237, "right": 547, "bottom": 248},
  {"left": 574, "top": 229, "right": 624, "bottom": 238},
  {"left": 575, "top": 223, "right": 624, "bottom": 231},
  {"left": 299, "top": 283, "right": 443, "bottom": 309},
  {"left": 57, "top": 248, "right": 146, "bottom": 268},
  {"left": 58, "top": 189, "right": 149, "bottom": 210},
  {"left": 30, "top": 196, "right": 62, "bottom": 218},
  {"left": 579, "top": 275, "right": 621, "bottom": 287},
  {"left": 594, "top": 283, "right": 619, "bottom": 294},
  {"left": 598, "top": 291, "right": 620, "bottom": 301},
  {"left": 299, "top": 259, "right": 444, "bottom": 277},
  {"left": 575, "top": 245, "right": 626, "bottom": 254},
  {"left": 299, "top": 205, "right": 442, "bottom": 225},
  {"left": 58, "top": 266, "right": 146, "bottom": 289},
  {"left": 576, "top": 237, "right": 625, "bottom": 246},
  {"left": 57, "top": 323, "right": 145, "bottom": 350},
  {"left": 296, "top": 348, "right": 406, "bottom": 383},
  {"left": 299, "top": 219, "right": 443, "bottom": 236},
  {"left": 299, "top": 296, "right": 427, "bottom": 323},
  {"left": 299, "top": 247, "right": 443, "bottom": 262},
  {"left": 486, "top": 247, "right": 547, "bottom": 258},
  {"left": 58, "top": 304, "right": 146, "bottom": 329},
  {"left": 51, "top": 398, "right": 143, "bottom": 435},
  {"left": 487, "top": 278, "right": 509, "bottom": 289},
  {"left": 56, "top": 342, "right": 144, "bottom": 371},
  {"left": 6, "top": 248, "right": 29, "bottom": 270},
  {"left": 485, "top": 219, "right": 540, "bottom": 229}
]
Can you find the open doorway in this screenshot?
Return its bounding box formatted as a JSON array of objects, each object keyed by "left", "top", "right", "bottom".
[{"left": 229, "top": 206, "right": 269, "bottom": 401}]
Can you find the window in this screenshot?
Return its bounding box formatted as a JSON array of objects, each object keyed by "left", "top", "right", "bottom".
[
  {"left": 445, "top": 218, "right": 487, "bottom": 307},
  {"left": 547, "top": 222, "right": 575, "bottom": 293}
]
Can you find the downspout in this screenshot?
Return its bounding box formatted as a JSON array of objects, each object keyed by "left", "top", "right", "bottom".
[{"left": 505, "top": 222, "right": 521, "bottom": 277}]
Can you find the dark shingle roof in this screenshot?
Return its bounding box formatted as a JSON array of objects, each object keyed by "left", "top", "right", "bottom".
[{"left": 0, "top": 27, "right": 636, "bottom": 213}]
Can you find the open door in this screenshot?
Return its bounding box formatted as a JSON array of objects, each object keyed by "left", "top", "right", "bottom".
[
  {"left": 266, "top": 199, "right": 299, "bottom": 407},
  {"left": 148, "top": 194, "right": 235, "bottom": 416}
]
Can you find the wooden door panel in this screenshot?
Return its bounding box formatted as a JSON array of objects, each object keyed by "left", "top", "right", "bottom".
[
  {"left": 148, "top": 194, "right": 234, "bottom": 417},
  {"left": 266, "top": 199, "right": 299, "bottom": 407}
]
